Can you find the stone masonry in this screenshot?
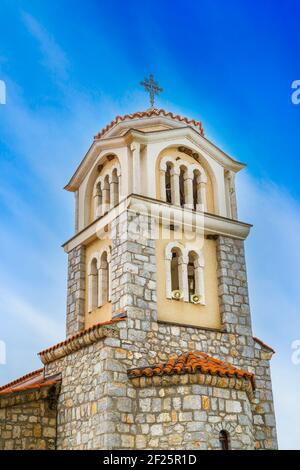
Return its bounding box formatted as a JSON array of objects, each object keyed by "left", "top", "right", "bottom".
[
  {"left": 66, "top": 245, "right": 86, "bottom": 338},
  {"left": 0, "top": 385, "right": 59, "bottom": 450},
  {"left": 40, "top": 211, "right": 277, "bottom": 450}
]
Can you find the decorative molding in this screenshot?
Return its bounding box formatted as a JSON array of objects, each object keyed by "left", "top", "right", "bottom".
[
  {"left": 129, "top": 371, "right": 254, "bottom": 400},
  {"left": 38, "top": 317, "right": 126, "bottom": 365}
]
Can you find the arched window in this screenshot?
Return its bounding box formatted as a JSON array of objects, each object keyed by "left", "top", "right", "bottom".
[
  {"left": 111, "top": 168, "right": 119, "bottom": 207},
  {"left": 193, "top": 170, "right": 199, "bottom": 210},
  {"left": 187, "top": 250, "right": 205, "bottom": 304},
  {"left": 171, "top": 248, "right": 180, "bottom": 292},
  {"left": 165, "top": 243, "right": 189, "bottom": 302},
  {"left": 219, "top": 430, "right": 230, "bottom": 450},
  {"left": 165, "top": 163, "right": 172, "bottom": 203},
  {"left": 188, "top": 252, "right": 196, "bottom": 297},
  {"left": 88, "top": 257, "right": 99, "bottom": 313},
  {"left": 179, "top": 167, "right": 186, "bottom": 207},
  {"left": 98, "top": 250, "right": 110, "bottom": 306}
]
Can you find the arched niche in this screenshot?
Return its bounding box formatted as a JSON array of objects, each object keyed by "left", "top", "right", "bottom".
[
  {"left": 156, "top": 145, "right": 217, "bottom": 214},
  {"left": 83, "top": 153, "right": 121, "bottom": 227}
]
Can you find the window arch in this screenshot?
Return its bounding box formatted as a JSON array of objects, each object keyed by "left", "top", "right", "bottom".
[
  {"left": 98, "top": 247, "right": 111, "bottom": 306},
  {"left": 219, "top": 430, "right": 230, "bottom": 450},
  {"left": 88, "top": 256, "right": 99, "bottom": 313},
  {"left": 171, "top": 248, "right": 180, "bottom": 291},
  {"left": 165, "top": 242, "right": 189, "bottom": 302},
  {"left": 187, "top": 249, "right": 205, "bottom": 304},
  {"left": 159, "top": 156, "right": 207, "bottom": 211},
  {"left": 165, "top": 244, "right": 205, "bottom": 304},
  {"left": 90, "top": 159, "right": 121, "bottom": 223},
  {"left": 165, "top": 163, "right": 172, "bottom": 203}
]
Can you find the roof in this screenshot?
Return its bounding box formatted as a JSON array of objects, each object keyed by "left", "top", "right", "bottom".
[
  {"left": 94, "top": 108, "right": 204, "bottom": 140},
  {"left": 128, "top": 351, "right": 256, "bottom": 390},
  {"left": 0, "top": 368, "right": 60, "bottom": 396},
  {"left": 253, "top": 336, "right": 275, "bottom": 353},
  {"left": 39, "top": 314, "right": 127, "bottom": 364}
]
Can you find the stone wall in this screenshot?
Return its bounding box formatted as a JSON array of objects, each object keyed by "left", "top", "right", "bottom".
[
  {"left": 131, "top": 383, "right": 254, "bottom": 450},
  {"left": 66, "top": 245, "right": 86, "bottom": 338},
  {"left": 54, "top": 212, "right": 277, "bottom": 450},
  {"left": 0, "top": 388, "right": 57, "bottom": 450}
]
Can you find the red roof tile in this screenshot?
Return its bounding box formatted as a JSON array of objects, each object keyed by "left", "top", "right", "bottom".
[
  {"left": 0, "top": 369, "right": 60, "bottom": 396},
  {"left": 94, "top": 108, "right": 204, "bottom": 140},
  {"left": 38, "top": 314, "right": 126, "bottom": 357},
  {"left": 128, "top": 351, "right": 256, "bottom": 389}
]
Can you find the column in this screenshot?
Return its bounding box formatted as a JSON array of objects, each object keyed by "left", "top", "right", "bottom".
[
  {"left": 171, "top": 166, "right": 180, "bottom": 206},
  {"left": 110, "top": 174, "right": 119, "bottom": 209},
  {"left": 131, "top": 142, "right": 141, "bottom": 195},
  {"left": 197, "top": 180, "right": 207, "bottom": 212},
  {"left": 184, "top": 174, "right": 194, "bottom": 209},
  {"left": 178, "top": 254, "right": 189, "bottom": 302},
  {"left": 160, "top": 169, "right": 166, "bottom": 202},
  {"left": 102, "top": 177, "right": 110, "bottom": 214}
]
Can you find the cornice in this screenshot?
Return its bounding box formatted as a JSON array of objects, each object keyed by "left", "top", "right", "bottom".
[
  {"left": 65, "top": 126, "right": 245, "bottom": 192},
  {"left": 62, "top": 195, "right": 251, "bottom": 253},
  {"left": 129, "top": 371, "right": 254, "bottom": 401},
  {"left": 38, "top": 316, "right": 125, "bottom": 365}
]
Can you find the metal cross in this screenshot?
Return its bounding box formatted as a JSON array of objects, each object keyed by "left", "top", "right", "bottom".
[{"left": 140, "top": 74, "right": 163, "bottom": 108}]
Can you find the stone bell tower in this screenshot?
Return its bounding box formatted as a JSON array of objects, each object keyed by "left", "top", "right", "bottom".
[
  {"left": 56, "top": 103, "right": 277, "bottom": 449},
  {"left": 0, "top": 98, "right": 278, "bottom": 450}
]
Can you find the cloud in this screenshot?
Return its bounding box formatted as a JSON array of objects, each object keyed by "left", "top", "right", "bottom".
[
  {"left": 237, "top": 172, "right": 300, "bottom": 449},
  {"left": 21, "top": 11, "right": 69, "bottom": 82}
]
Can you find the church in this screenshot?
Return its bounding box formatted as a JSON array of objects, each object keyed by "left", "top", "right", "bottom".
[{"left": 0, "top": 79, "right": 278, "bottom": 450}]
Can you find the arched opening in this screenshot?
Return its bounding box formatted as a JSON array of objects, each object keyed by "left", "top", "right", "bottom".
[
  {"left": 219, "top": 430, "right": 230, "bottom": 450},
  {"left": 171, "top": 248, "right": 180, "bottom": 292},
  {"left": 88, "top": 258, "right": 98, "bottom": 312},
  {"left": 99, "top": 251, "right": 109, "bottom": 305},
  {"left": 188, "top": 252, "right": 196, "bottom": 298},
  {"left": 111, "top": 168, "right": 119, "bottom": 207},
  {"left": 165, "top": 163, "right": 172, "bottom": 203},
  {"left": 193, "top": 170, "right": 200, "bottom": 210}
]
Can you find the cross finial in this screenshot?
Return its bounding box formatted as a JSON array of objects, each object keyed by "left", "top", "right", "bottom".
[{"left": 140, "top": 74, "right": 163, "bottom": 108}]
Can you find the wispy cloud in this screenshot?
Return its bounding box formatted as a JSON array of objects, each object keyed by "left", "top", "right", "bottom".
[
  {"left": 237, "top": 172, "right": 300, "bottom": 450},
  {"left": 0, "top": 284, "right": 63, "bottom": 342},
  {"left": 21, "top": 11, "right": 69, "bottom": 82}
]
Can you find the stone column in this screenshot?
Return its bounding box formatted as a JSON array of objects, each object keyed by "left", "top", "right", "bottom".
[
  {"left": 66, "top": 245, "right": 86, "bottom": 338},
  {"left": 110, "top": 210, "right": 158, "bottom": 345},
  {"left": 195, "top": 260, "right": 205, "bottom": 305},
  {"left": 102, "top": 178, "right": 110, "bottom": 214},
  {"left": 171, "top": 166, "right": 180, "bottom": 206},
  {"left": 109, "top": 178, "right": 118, "bottom": 209},
  {"left": 160, "top": 169, "right": 166, "bottom": 202},
  {"left": 184, "top": 174, "right": 194, "bottom": 209},
  {"left": 178, "top": 254, "right": 189, "bottom": 302},
  {"left": 197, "top": 180, "right": 207, "bottom": 212}
]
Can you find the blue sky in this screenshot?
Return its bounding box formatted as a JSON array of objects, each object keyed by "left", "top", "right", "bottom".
[{"left": 0, "top": 0, "right": 300, "bottom": 449}]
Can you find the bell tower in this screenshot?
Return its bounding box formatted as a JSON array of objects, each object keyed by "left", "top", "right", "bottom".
[{"left": 60, "top": 105, "right": 277, "bottom": 450}]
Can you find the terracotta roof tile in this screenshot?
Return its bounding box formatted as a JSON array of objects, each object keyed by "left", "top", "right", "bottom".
[
  {"left": 128, "top": 351, "right": 256, "bottom": 390},
  {"left": 38, "top": 314, "right": 126, "bottom": 357},
  {"left": 0, "top": 369, "right": 60, "bottom": 396},
  {"left": 94, "top": 108, "right": 204, "bottom": 140}
]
